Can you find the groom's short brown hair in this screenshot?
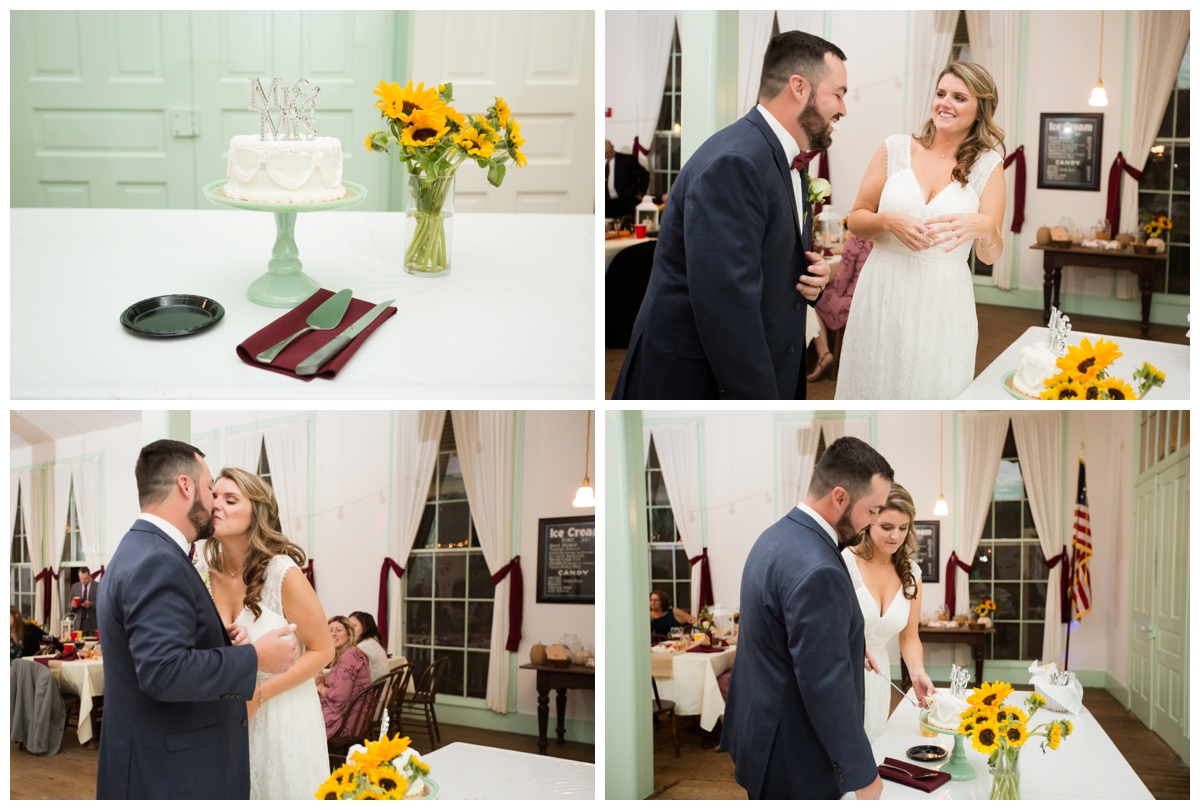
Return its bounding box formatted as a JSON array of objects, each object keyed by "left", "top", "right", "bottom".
[
  {"left": 808, "top": 436, "right": 893, "bottom": 500},
  {"left": 758, "top": 30, "right": 847, "bottom": 103},
  {"left": 136, "top": 439, "right": 205, "bottom": 508}
]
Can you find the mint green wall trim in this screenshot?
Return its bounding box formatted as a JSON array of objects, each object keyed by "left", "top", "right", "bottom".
[
  {"left": 1010, "top": 11, "right": 1030, "bottom": 288},
  {"left": 1105, "top": 672, "right": 1130, "bottom": 710},
  {"left": 434, "top": 703, "right": 594, "bottom": 744},
  {"left": 389, "top": 11, "right": 415, "bottom": 212},
  {"left": 387, "top": 412, "right": 396, "bottom": 654},
  {"left": 823, "top": 11, "right": 831, "bottom": 40},
  {"left": 507, "top": 411, "right": 526, "bottom": 715},
  {"left": 972, "top": 285, "right": 1191, "bottom": 327},
  {"left": 642, "top": 417, "right": 708, "bottom": 548}
]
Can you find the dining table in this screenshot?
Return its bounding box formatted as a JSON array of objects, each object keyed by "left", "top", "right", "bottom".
[
  {"left": 419, "top": 742, "right": 594, "bottom": 799},
  {"left": 650, "top": 645, "right": 736, "bottom": 732},
  {"left": 47, "top": 657, "right": 105, "bottom": 745},
  {"left": 871, "top": 688, "right": 1153, "bottom": 799}
]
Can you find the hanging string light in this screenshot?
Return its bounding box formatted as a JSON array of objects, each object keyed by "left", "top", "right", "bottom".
[
  {"left": 1088, "top": 11, "right": 1109, "bottom": 107},
  {"left": 572, "top": 411, "right": 595, "bottom": 508}
]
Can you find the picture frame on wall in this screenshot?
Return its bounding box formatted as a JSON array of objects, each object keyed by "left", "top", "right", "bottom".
[
  {"left": 1037, "top": 112, "right": 1104, "bottom": 191},
  {"left": 913, "top": 520, "right": 940, "bottom": 583},
  {"left": 536, "top": 515, "right": 595, "bottom": 604}
]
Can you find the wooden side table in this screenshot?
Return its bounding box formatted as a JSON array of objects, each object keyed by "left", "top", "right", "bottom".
[
  {"left": 1030, "top": 244, "right": 1167, "bottom": 337},
  {"left": 900, "top": 626, "right": 995, "bottom": 692},
  {"left": 519, "top": 663, "right": 595, "bottom": 755}
]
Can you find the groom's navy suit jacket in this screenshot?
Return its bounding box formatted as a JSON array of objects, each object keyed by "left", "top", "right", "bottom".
[
  {"left": 613, "top": 106, "right": 818, "bottom": 400},
  {"left": 720, "top": 508, "right": 877, "bottom": 799},
  {"left": 96, "top": 520, "right": 258, "bottom": 799}
]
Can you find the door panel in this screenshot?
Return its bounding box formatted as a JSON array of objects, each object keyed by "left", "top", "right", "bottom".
[
  {"left": 1128, "top": 480, "right": 1154, "bottom": 722},
  {"left": 1151, "top": 456, "right": 1188, "bottom": 759}
]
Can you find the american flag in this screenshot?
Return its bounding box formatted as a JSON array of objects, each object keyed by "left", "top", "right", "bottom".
[{"left": 1072, "top": 460, "right": 1093, "bottom": 620}]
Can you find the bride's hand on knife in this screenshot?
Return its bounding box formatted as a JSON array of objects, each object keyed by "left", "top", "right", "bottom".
[
  {"left": 796, "top": 252, "right": 831, "bottom": 301},
  {"left": 864, "top": 647, "right": 881, "bottom": 675},
  {"left": 924, "top": 213, "right": 994, "bottom": 253},
  {"left": 912, "top": 670, "right": 936, "bottom": 708}
]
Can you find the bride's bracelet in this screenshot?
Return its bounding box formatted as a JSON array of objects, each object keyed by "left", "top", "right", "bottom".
[{"left": 978, "top": 225, "right": 1002, "bottom": 250}]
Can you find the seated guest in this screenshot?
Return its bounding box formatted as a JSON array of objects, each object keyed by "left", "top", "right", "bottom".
[
  {"left": 650, "top": 589, "right": 695, "bottom": 639},
  {"left": 10, "top": 607, "right": 24, "bottom": 662},
  {"left": 605, "top": 139, "right": 650, "bottom": 221},
  {"left": 70, "top": 568, "right": 99, "bottom": 635},
  {"left": 11, "top": 607, "right": 61, "bottom": 661},
  {"left": 808, "top": 233, "right": 872, "bottom": 382},
  {"left": 348, "top": 611, "right": 389, "bottom": 682},
  {"left": 316, "top": 615, "right": 372, "bottom": 738}
]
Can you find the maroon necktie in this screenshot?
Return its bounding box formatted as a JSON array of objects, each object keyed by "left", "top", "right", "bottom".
[{"left": 791, "top": 150, "right": 820, "bottom": 171}]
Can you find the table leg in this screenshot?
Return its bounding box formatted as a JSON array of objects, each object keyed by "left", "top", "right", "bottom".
[
  {"left": 1139, "top": 271, "right": 1153, "bottom": 338},
  {"left": 1052, "top": 268, "right": 1062, "bottom": 315},
  {"left": 536, "top": 684, "right": 550, "bottom": 755},
  {"left": 974, "top": 640, "right": 985, "bottom": 688},
  {"left": 555, "top": 687, "right": 568, "bottom": 744},
  {"left": 1042, "top": 261, "right": 1054, "bottom": 324},
  {"left": 900, "top": 656, "right": 911, "bottom": 693}
]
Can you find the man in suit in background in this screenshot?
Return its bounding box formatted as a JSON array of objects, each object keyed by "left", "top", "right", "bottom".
[
  {"left": 97, "top": 440, "right": 298, "bottom": 799},
  {"left": 69, "top": 568, "right": 98, "bottom": 635},
  {"left": 613, "top": 30, "right": 844, "bottom": 399},
  {"left": 604, "top": 139, "right": 650, "bottom": 220},
  {"left": 721, "top": 437, "right": 892, "bottom": 799}
]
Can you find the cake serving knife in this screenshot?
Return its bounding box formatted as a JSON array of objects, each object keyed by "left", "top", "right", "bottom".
[
  {"left": 871, "top": 668, "right": 926, "bottom": 707},
  {"left": 295, "top": 300, "right": 393, "bottom": 376}
]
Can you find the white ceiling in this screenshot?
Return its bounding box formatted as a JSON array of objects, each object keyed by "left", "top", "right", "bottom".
[{"left": 11, "top": 411, "right": 142, "bottom": 450}]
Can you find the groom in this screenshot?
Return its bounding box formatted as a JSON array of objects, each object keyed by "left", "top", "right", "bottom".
[
  {"left": 613, "top": 30, "right": 846, "bottom": 399},
  {"left": 96, "top": 440, "right": 298, "bottom": 799},
  {"left": 721, "top": 437, "right": 891, "bottom": 799}
]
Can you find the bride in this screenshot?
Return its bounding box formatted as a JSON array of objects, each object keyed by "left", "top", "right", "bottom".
[
  {"left": 842, "top": 483, "right": 934, "bottom": 742},
  {"left": 198, "top": 468, "right": 333, "bottom": 799},
  {"left": 837, "top": 61, "right": 1007, "bottom": 399}
]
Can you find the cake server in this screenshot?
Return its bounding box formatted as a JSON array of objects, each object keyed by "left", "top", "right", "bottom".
[
  {"left": 872, "top": 669, "right": 926, "bottom": 707},
  {"left": 294, "top": 300, "right": 393, "bottom": 376},
  {"left": 256, "top": 288, "right": 353, "bottom": 363}
]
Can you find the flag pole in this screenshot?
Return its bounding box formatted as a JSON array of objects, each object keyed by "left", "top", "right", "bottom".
[{"left": 1064, "top": 443, "right": 1084, "bottom": 671}]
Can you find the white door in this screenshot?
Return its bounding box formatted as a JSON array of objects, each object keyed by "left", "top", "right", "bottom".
[
  {"left": 411, "top": 11, "right": 594, "bottom": 214},
  {"left": 1150, "top": 453, "right": 1188, "bottom": 760},
  {"left": 1128, "top": 476, "right": 1154, "bottom": 722}
]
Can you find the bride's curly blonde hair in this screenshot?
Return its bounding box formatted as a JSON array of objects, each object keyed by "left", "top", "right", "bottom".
[
  {"left": 852, "top": 482, "right": 919, "bottom": 601},
  {"left": 204, "top": 467, "right": 306, "bottom": 620},
  {"left": 914, "top": 61, "right": 1006, "bottom": 187}
]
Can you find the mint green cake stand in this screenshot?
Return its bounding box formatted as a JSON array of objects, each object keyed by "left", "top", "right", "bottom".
[
  {"left": 203, "top": 180, "right": 368, "bottom": 308},
  {"left": 919, "top": 711, "right": 977, "bottom": 781}
]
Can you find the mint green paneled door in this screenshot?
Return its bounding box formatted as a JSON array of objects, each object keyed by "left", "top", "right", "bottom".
[
  {"left": 190, "top": 11, "right": 394, "bottom": 212},
  {"left": 11, "top": 11, "right": 199, "bottom": 208}
]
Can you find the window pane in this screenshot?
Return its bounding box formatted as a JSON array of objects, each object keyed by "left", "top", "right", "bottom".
[
  {"left": 670, "top": 137, "right": 681, "bottom": 175},
  {"left": 992, "top": 622, "right": 1020, "bottom": 659},
  {"left": 648, "top": 471, "right": 670, "bottom": 505},
  {"left": 1022, "top": 501, "right": 1039, "bottom": 539},
  {"left": 1141, "top": 144, "right": 1172, "bottom": 190},
  {"left": 1023, "top": 544, "right": 1050, "bottom": 581},
  {"left": 439, "top": 453, "right": 467, "bottom": 500},
  {"left": 470, "top": 521, "right": 480, "bottom": 549},
  {"left": 993, "top": 582, "right": 1020, "bottom": 620},
  {"left": 993, "top": 460, "right": 1023, "bottom": 500},
  {"left": 1167, "top": 244, "right": 1190, "bottom": 296},
  {"left": 466, "top": 651, "right": 490, "bottom": 699},
  {"left": 434, "top": 602, "right": 465, "bottom": 647},
  {"left": 1024, "top": 622, "right": 1045, "bottom": 661},
  {"left": 674, "top": 582, "right": 691, "bottom": 615},
  {"left": 20, "top": 567, "right": 32, "bottom": 592},
  {"left": 1023, "top": 582, "right": 1047, "bottom": 621},
  {"left": 414, "top": 504, "right": 436, "bottom": 550},
  {"left": 435, "top": 554, "right": 466, "bottom": 599},
  {"left": 438, "top": 502, "right": 471, "bottom": 549},
  {"left": 436, "top": 650, "right": 464, "bottom": 696},
  {"left": 468, "top": 553, "right": 495, "bottom": 600},
  {"left": 467, "top": 601, "right": 493, "bottom": 649},
  {"left": 971, "top": 544, "right": 993, "bottom": 580},
  {"left": 405, "top": 646, "right": 431, "bottom": 666},
  {"left": 1172, "top": 145, "right": 1189, "bottom": 191},
  {"left": 674, "top": 548, "right": 690, "bottom": 577},
  {"left": 1158, "top": 93, "right": 1175, "bottom": 138},
  {"left": 650, "top": 549, "right": 674, "bottom": 580},
  {"left": 994, "top": 501, "right": 1021, "bottom": 539},
  {"left": 650, "top": 508, "right": 675, "bottom": 544},
  {"left": 1170, "top": 194, "right": 1189, "bottom": 241},
  {"left": 969, "top": 581, "right": 991, "bottom": 609},
  {"left": 994, "top": 544, "right": 1021, "bottom": 580},
  {"left": 1002, "top": 426, "right": 1017, "bottom": 458},
  {"left": 407, "top": 600, "right": 432, "bottom": 646},
  {"left": 650, "top": 581, "right": 673, "bottom": 603},
  {"left": 1176, "top": 88, "right": 1189, "bottom": 138},
  {"left": 407, "top": 555, "right": 432, "bottom": 598}
]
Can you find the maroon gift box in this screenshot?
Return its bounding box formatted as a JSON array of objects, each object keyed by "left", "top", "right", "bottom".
[
  {"left": 236, "top": 289, "right": 396, "bottom": 380},
  {"left": 878, "top": 756, "right": 951, "bottom": 792}
]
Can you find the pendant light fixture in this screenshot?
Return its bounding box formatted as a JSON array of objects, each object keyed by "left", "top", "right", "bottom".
[
  {"left": 934, "top": 412, "right": 949, "bottom": 516},
  {"left": 572, "top": 410, "right": 595, "bottom": 508},
  {"left": 1088, "top": 11, "right": 1109, "bottom": 107}
]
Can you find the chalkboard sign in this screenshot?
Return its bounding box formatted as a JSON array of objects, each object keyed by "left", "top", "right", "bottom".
[
  {"left": 913, "top": 521, "right": 940, "bottom": 583},
  {"left": 536, "top": 516, "right": 595, "bottom": 604},
  {"left": 1037, "top": 113, "right": 1103, "bottom": 191}
]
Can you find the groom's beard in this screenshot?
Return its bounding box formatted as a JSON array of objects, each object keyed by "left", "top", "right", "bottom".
[
  {"left": 798, "top": 96, "right": 834, "bottom": 151},
  {"left": 835, "top": 500, "right": 863, "bottom": 547},
  {"left": 187, "top": 489, "right": 214, "bottom": 541}
]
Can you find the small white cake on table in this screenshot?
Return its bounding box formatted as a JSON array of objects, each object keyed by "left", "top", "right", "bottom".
[
  {"left": 224, "top": 135, "right": 345, "bottom": 204},
  {"left": 925, "top": 691, "right": 971, "bottom": 731},
  {"left": 1011, "top": 342, "right": 1061, "bottom": 397}
]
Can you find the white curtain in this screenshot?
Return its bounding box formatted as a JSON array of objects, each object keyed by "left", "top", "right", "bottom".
[
  {"left": 964, "top": 10, "right": 1022, "bottom": 290},
  {"left": 389, "top": 411, "right": 446, "bottom": 655},
  {"left": 822, "top": 417, "right": 871, "bottom": 446},
  {"left": 70, "top": 460, "right": 102, "bottom": 574},
  {"left": 1010, "top": 413, "right": 1067, "bottom": 665},
  {"left": 952, "top": 413, "right": 1010, "bottom": 626},
  {"left": 451, "top": 411, "right": 516, "bottom": 715},
  {"left": 635, "top": 11, "right": 682, "bottom": 168},
  {"left": 13, "top": 469, "right": 46, "bottom": 621},
  {"left": 737, "top": 11, "right": 775, "bottom": 116},
  {"left": 192, "top": 433, "right": 218, "bottom": 478},
  {"left": 1114, "top": 11, "right": 1189, "bottom": 299},
  {"left": 905, "top": 11, "right": 958, "bottom": 136},
  {"left": 226, "top": 420, "right": 309, "bottom": 545},
  {"left": 648, "top": 424, "right": 705, "bottom": 615},
  {"left": 777, "top": 420, "right": 822, "bottom": 519},
  {"left": 50, "top": 466, "right": 75, "bottom": 632},
  {"left": 776, "top": 11, "right": 825, "bottom": 36}
]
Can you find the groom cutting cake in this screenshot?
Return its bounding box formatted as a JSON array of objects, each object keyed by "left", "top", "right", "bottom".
[{"left": 613, "top": 30, "right": 845, "bottom": 399}]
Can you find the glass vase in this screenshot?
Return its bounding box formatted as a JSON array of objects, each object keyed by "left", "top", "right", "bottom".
[
  {"left": 404, "top": 173, "right": 455, "bottom": 277},
  {"left": 989, "top": 749, "right": 1020, "bottom": 800}
]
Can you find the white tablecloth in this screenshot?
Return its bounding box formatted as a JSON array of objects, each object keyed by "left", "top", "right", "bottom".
[
  {"left": 604, "top": 236, "right": 655, "bottom": 271},
  {"left": 11, "top": 209, "right": 593, "bottom": 399},
  {"left": 653, "top": 647, "right": 736, "bottom": 732},
  {"left": 419, "top": 742, "right": 594, "bottom": 799},
  {"left": 50, "top": 658, "right": 105, "bottom": 744},
  {"left": 871, "top": 689, "right": 1153, "bottom": 799},
  {"left": 957, "top": 326, "right": 1189, "bottom": 400}
]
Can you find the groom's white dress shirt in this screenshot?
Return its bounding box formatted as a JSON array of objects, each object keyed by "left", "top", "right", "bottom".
[
  {"left": 756, "top": 104, "right": 806, "bottom": 234},
  {"left": 797, "top": 501, "right": 838, "bottom": 545},
  {"left": 137, "top": 512, "right": 190, "bottom": 555},
  {"left": 607, "top": 157, "right": 618, "bottom": 199}
]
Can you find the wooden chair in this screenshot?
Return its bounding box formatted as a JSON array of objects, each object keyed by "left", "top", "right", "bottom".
[
  {"left": 326, "top": 668, "right": 408, "bottom": 768},
  {"left": 399, "top": 657, "right": 449, "bottom": 750},
  {"left": 374, "top": 662, "right": 415, "bottom": 739},
  {"left": 651, "top": 677, "right": 680, "bottom": 758}
]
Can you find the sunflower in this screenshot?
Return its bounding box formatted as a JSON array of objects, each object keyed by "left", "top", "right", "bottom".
[
  {"left": 994, "top": 707, "right": 1013, "bottom": 726},
  {"left": 507, "top": 118, "right": 525, "bottom": 149},
  {"left": 1046, "top": 722, "right": 1063, "bottom": 750},
  {"left": 1003, "top": 723, "right": 1028, "bottom": 748},
  {"left": 399, "top": 109, "right": 450, "bottom": 149},
  {"left": 365, "top": 764, "right": 408, "bottom": 799},
  {"left": 405, "top": 754, "right": 431, "bottom": 779},
  {"left": 441, "top": 105, "right": 467, "bottom": 130},
  {"left": 968, "top": 680, "right": 1014, "bottom": 710},
  {"left": 1027, "top": 693, "right": 1046, "bottom": 711},
  {"left": 1061, "top": 719, "right": 1074, "bottom": 737},
  {"left": 957, "top": 715, "right": 979, "bottom": 736},
  {"left": 513, "top": 149, "right": 528, "bottom": 168},
  {"left": 1004, "top": 706, "right": 1028, "bottom": 726},
  {"left": 315, "top": 774, "right": 344, "bottom": 800},
  {"left": 970, "top": 717, "right": 1001, "bottom": 755},
  {"left": 453, "top": 127, "right": 496, "bottom": 158},
  {"left": 350, "top": 734, "right": 412, "bottom": 771},
  {"left": 1141, "top": 362, "right": 1166, "bottom": 385},
  {"left": 330, "top": 762, "right": 360, "bottom": 785},
  {"left": 471, "top": 115, "right": 501, "bottom": 142},
  {"left": 315, "top": 765, "right": 361, "bottom": 800},
  {"left": 493, "top": 96, "right": 511, "bottom": 127},
  {"left": 1099, "top": 378, "right": 1136, "bottom": 400},
  {"left": 1057, "top": 337, "right": 1122, "bottom": 377},
  {"left": 375, "top": 80, "right": 445, "bottom": 122},
  {"left": 1040, "top": 379, "right": 1085, "bottom": 400}
]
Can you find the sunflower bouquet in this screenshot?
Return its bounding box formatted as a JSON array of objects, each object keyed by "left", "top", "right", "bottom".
[
  {"left": 1039, "top": 336, "right": 1165, "bottom": 401},
  {"left": 973, "top": 598, "right": 997, "bottom": 618},
  {"left": 957, "top": 681, "right": 1073, "bottom": 800},
  {"left": 314, "top": 734, "right": 432, "bottom": 800},
  {"left": 1141, "top": 214, "right": 1172, "bottom": 240},
  {"left": 366, "top": 80, "right": 526, "bottom": 276}
]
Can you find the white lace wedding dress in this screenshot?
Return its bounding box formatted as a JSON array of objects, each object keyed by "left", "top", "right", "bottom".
[
  {"left": 842, "top": 548, "right": 913, "bottom": 743},
  {"left": 836, "top": 134, "right": 1003, "bottom": 399},
  {"left": 197, "top": 554, "right": 330, "bottom": 799}
]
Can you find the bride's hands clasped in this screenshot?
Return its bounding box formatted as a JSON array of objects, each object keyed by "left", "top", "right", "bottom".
[
  {"left": 924, "top": 212, "right": 996, "bottom": 253},
  {"left": 885, "top": 212, "right": 937, "bottom": 252}
]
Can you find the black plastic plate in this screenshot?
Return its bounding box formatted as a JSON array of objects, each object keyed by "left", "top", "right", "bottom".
[{"left": 121, "top": 294, "right": 224, "bottom": 337}]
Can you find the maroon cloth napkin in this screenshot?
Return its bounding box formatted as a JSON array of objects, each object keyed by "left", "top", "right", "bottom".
[
  {"left": 236, "top": 289, "right": 397, "bottom": 380},
  {"left": 687, "top": 645, "right": 727, "bottom": 654},
  {"left": 878, "top": 757, "right": 951, "bottom": 792},
  {"left": 53, "top": 650, "right": 78, "bottom": 661}
]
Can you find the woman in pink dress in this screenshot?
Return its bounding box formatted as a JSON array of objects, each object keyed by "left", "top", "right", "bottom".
[
  {"left": 317, "top": 615, "right": 372, "bottom": 737},
  {"left": 807, "top": 233, "right": 872, "bottom": 381}
]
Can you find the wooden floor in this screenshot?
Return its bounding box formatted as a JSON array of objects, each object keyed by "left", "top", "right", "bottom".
[
  {"left": 650, "top": 686, "right": 1188, "bottom": 799},
  {"left": 605, "top": 303, "right": 1189, "bottom": 400},
  {"left": 10, "top": 720, "right": 593, "bottom": 800}
]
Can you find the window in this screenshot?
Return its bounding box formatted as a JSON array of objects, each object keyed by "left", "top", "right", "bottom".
[
  {"left": 1139, "top": 410, "right": 1190, "bottom": 474},
  {"left": 649, "top": 23, "right": 683, "bottom": 197},
  {"left": 404, "top": 414, "right": 494, "bottom": 699},
  {"left": 949, "top": 11, "right": 973, "bottom": 63},
  {"left": 646, "top": 437, "right": 690, "bottom": 612},
  {"left": 10, "top": 484, "right": 34, "bottom": 618},
  {"left": 1138, "top": 39, "right": 1189, "bottom": 296},
  {"left": 59, "top": 478, "right": 87, "bottom": 611},
  {"left": 256, "top": 437, "right": 272, "bottom": 487},
  {"left": 969, "top": 423, "right": 1049, "bottom": 661}
]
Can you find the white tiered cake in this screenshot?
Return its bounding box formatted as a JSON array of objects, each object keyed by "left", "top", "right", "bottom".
[
  {"left": 224, "top": 135, "right": 345, "bottom": 203},
  {"left": 925, "top": 691, "right": 971, "bottom": 731},
  {"left": 1009, "top": 307, "right": 1072, "bottom": 397}
]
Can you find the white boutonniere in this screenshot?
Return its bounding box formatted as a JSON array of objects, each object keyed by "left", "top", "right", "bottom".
[{"left": 807, "top": 177, "right": 831, "bottom": 206}]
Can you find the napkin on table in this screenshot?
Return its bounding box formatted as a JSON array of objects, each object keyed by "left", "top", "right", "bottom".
[
  {"left": 236, "top": 289, "right": 397, "bottom": 380},
  {"left": 878, "top": 757, "right": 951, "bottom": 792}
]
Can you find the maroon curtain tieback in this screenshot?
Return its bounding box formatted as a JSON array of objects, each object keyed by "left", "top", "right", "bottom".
[
  {"left": 943, "top": 551, "right": 974, "bottom": 618},
  {"left": 300, "top": 559, "right": 315, "bottom": 593},
  {"left": 631, "top": 136, "right": 651, "bottom": 158},
  {"left": 688, "top": 549, "right": 715, "bottom": 612},
  {"left": 1043, "top": 548, "right": 1072, "bottom": 624},
  {"left": 1003, "top": 145, "right": 1026, "bottom": 233},
  {"left": 1105, "top": 151, "right": 1144, "bottom": 236},
  {"left": 490, "top": 556, "right": 524, "bottom": 653},
  {"left": 376, "top": 558, "right": 406, "bottom": 648},
  {"left": 33, "top": 568, "right": 59, "bottom": 626}
]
